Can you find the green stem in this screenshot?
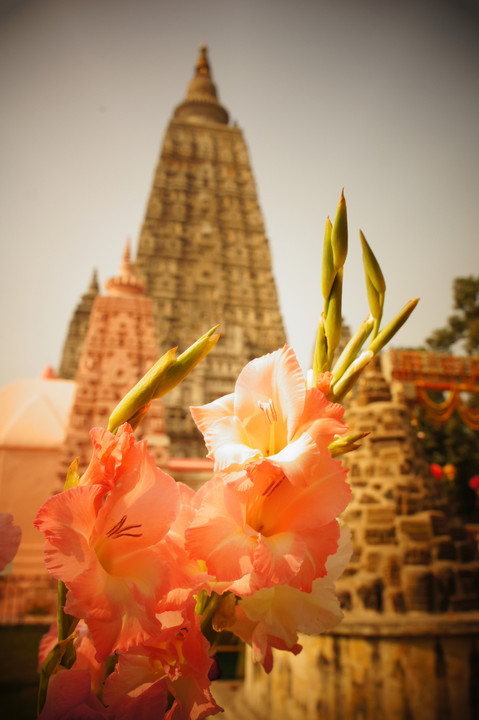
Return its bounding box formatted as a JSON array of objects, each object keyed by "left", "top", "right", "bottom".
[
  {"left": 36, "top": 582, "right": 79, "bottom": 716},
  {"left": 200, "top": 592, "right": 225, "bottom": 649}
]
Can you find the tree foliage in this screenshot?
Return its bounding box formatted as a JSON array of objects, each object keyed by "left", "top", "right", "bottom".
[
  {"left": 419, "top": 276, "right": 479, "bottom": 519},
  {"left": 426, "top": 276, "right": 479, "bottom": 354}
]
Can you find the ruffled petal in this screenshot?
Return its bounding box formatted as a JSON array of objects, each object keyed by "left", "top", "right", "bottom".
[
  {"left": 186, "top": 515, "right": 255, "bottom": 584},
  {"left": 234, "top": 346, "right": 305, "bottom": 444},
  {"left": 189, "top": 394, "right": 235, "bottom": 437},
  {"left": 35, "top": 485, "right": 106, "bottom": 582},
  {"left": 272, "top": 468, "right": 351, "bottom": 534},
  {"left": 201, "top": 416, "right": 260, "bottom": 470},
  {"left": 252, "top": 532, "right": 305, "bottom": 588},
  {"left": 267, "top": 433, "right": 322, "bottom": 487},
  {"left": 38, "top": 669, "right": 108, "bottom": 719}
]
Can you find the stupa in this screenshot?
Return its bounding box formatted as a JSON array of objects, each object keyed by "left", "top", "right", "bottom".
[{"left": 134, "top": 45, "right": 286, "bottom": 457}]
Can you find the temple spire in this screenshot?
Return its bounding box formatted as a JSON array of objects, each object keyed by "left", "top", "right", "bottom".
[
  {"left": 196, "top": 44, "right": 210, "bottom": 76},
  {"left": 174, "top": 45, "right": 229, "bottom": 125},
  {"left": 86, "top": 269, "right": 99, "bottom": 296},
  {"left": 105, "top": 238, "right": 145, "bottom": 297}
]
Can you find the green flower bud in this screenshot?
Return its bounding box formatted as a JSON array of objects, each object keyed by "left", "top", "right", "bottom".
[
  {"left": 331, "top": 189, "right": 348, "bottom": 271},
  {"left": 321, "top": 217, "right": 334, "bottom": 301},
  {"left": 329, "top": 430, "right": 370, "bottom": 457},
  {"left": 360, "top": 230, "right": 385, "bottom": 338},
  {"left": 331, "top": 315, "right": 374, "bottom": 384},
  {"left": 325, "top": 268, "right": 343, "bottom": 364},
  {"left": 332, "top": 350, "right": 374, "bottom": 402},
  {"left": 108, "top": 325, "right": 220, "bottom": 432},
  {"left": 367, "top": 299, "right": 419, "bottom": 356},
  {"left": 313, "top": 314, "right": 328, "bottom": 379},
  {"left": 360, "top": 230, "right": 385, "bottom": 294}
]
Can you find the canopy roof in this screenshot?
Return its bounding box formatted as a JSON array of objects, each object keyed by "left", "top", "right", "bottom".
[{"left": 0, "top": 377, "right": 75, "bottom": 448}]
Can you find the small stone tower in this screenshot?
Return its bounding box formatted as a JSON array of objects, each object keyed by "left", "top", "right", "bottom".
[
  {"left": 243, "top": 356, "right": 479, "bottom": 720},
  {"left": 135, "top": 45, "right": 286, "bottom": 457},
  {"left": 57, "top": 243, "right": 169, "bottom": 487},
  {"left": 58, "top": 271, "right": 99, "bottom": 380},
  {"left": 338, "top": 356, "right": 479, "bottom": 614}
]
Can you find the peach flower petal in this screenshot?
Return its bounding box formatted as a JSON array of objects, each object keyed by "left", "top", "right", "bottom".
[{"left": 0, "top": 513, "right": 21, "bottom": 571}]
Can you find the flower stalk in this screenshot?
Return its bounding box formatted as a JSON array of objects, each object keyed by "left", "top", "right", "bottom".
[{"left": 313, "top": 190, "right": 418, "bottom": 406}]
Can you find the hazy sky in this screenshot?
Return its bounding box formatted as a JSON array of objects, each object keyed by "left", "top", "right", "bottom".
[{"left": 1, "top": 0, "right": 478, "bottom": 387}]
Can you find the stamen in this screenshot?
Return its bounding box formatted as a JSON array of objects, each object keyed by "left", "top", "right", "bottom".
[
  {"left": 106, "top": 514, "right": 142, "bottom": 539},
  {"left": 257, "top": 398, "right": 277, "bottom": 424},
  {"left": 262, "top": 477, "right": 283, "bottom": 498}
]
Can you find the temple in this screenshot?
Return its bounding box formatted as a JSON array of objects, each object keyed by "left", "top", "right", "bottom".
[
  {"left": 2, "top": 46, "right": 478, "bottom": 719},
  {"left": 134, "top": 45, "right": 286, "bottom": 456},
  {"left": 59, "top": 46, "right": 286, "bottom": 458},
  {"left": 57, "top": 242, "right": 170, "bottom": 486}
]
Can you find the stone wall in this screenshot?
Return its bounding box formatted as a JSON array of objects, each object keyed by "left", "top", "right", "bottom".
[{"left": 243, "top": 616, "right": 479, "bottom": 720}]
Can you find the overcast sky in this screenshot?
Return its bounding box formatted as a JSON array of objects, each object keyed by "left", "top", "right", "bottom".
[{"left": 1, "top": 0, "right": 478, "bottom": 387}]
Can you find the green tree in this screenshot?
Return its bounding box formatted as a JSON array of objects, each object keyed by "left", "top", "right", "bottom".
[
  {"left": 426, "top": 276, "right": 479, "bottom": 354},
  {"left": 418, "top": 276, "right": 479, "bottom": 519}
]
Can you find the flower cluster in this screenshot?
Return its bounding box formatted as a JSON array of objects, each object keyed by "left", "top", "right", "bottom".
[
  {"left": 33, "top": 191, "right": 418, "bottom": 718},
  {"left": 34, "top": 346, "right": 352, "bottom": 718}
]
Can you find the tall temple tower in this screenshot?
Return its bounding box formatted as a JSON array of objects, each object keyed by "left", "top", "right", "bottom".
[
  {"left": 134, "top": 46, "right": 286, "bottom": 457},
  {"left": 57, "top": 244, "right": 170, "bottom": 485}
]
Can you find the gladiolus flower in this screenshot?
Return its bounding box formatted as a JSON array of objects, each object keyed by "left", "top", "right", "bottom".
[
  {"left": 38, "top": 621, "right": 106, "bottom": 697},
  {"left": 229, "top": 526, "right": 352, "bottom": 671},
  {"left": 186, "top": 467, "right": 350, "bottom": 596},
  {"left": 38, "top": 669, "right": 111, "bottom": 719},
  {"left": 190, "top": 345, "right": 347, "bottom": 490},
  {"left": 35, "top": 431, "right": 180, "bottom": 660},
  {"left": 79, "top": 423, "right": 138, "bottom": 489},
  {"left": 103, "top": 595, "right": 222, "bottom": 720},
  {"left": 186, "top": 347, "right": 351, "bottom": 595},
  {"left": 38, "top": 668, "right": 170, "bottom": 720}
]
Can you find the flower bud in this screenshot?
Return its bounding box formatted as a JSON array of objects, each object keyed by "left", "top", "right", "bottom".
[
  {"left": 313, "top": 314, "right": 328, "bottom": 380},
  {"left": 360, "top": 230, "right": 385, "bottom": 294},
  {"left": 321, "top": 217, "right": 334, "bottom": 301},
  {"left": 108, "top": 325, "right": 220, "bottom": 432},
  {"left": 331, "top": 315, "right": 374, "bottom": 384},
  {"left": 329, "top": 431, "right": 370, "bottom": 457},
  {"left": 367, "top": 299, "right": 419, "bottom": 356},
  {"left": 325, "top": 268, "right": 343, "bottom": 364},
  {"left": 331, "top": 189, "right": 348, "bottom": 271},
  {"left": 332, "top": 350, "right": 374, "bottom": 402}
]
